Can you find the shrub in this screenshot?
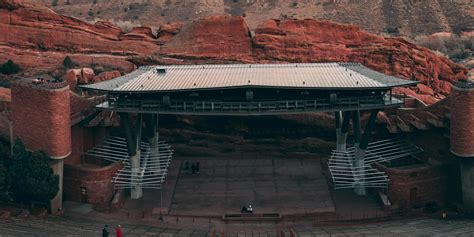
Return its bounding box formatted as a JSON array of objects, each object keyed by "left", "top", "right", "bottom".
[
  {"left": 0, "top": 60, "right": 20, "bottom": 75},
  {"left": 9, "top": 139, "right": 59, "bottom": 204},
  {"left": 62, "top": 56, "right": 76, "bottom": 69},
  {"left": 52, "top": 0, "right": 58, "bottom": 6}
]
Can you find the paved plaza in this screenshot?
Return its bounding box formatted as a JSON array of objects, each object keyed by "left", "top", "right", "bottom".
[{"left": 0, "top": 215, "right": 473, "bottom": 236}]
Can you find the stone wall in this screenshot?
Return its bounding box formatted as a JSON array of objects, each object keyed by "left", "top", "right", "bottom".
[
  {"left": 11, "top": 80, "right": 71, "bottom": 159},
  {"left": 67, "top": 125, "right": 108, "bottom": 165},
  {"left": 450, "top": 85, "right": 474, "bottom": 157},
  {"left": 63, "top": 161, "right": 123, "bottom": 204},
  {"left": 374, "top": 162, "right": 447, "bottom": 208}
]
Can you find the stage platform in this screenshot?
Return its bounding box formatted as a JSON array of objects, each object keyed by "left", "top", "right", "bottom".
[{"left": 169, "top": 157, "right": 335, "bottom": 217}]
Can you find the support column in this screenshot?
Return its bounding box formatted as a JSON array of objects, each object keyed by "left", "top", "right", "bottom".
[
  {"left": 353, "top": 109, "right": 378, "bottom": 196},
  {"left": 352, "top": 110, "right": 361, "bottom": 147},
  {"left": 146, "top": 114, "right": 160, "bottom": 172},
  {"left": 335, "top": 111, "right": 342, "bottom": 143},
  {"left": 121, "top": 113, "right": 143, "bottom": 199},
  {"left": 336, "top": 111, "right": 351, "bottom": 151}
]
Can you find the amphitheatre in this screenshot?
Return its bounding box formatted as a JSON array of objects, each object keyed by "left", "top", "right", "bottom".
[{"left": 0, "top": 0, "right": 473, "bottom": 235}]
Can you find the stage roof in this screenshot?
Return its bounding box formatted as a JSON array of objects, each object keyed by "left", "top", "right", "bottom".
[{"left": 80, "top": 63, "right": 418, "bottom": 93}]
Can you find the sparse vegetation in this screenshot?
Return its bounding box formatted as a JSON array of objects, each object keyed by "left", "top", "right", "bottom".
[
  {"left": 416, "top": 34, "right": 473, "bottom": 62},
  {"left": 109, "top": 19, "right": 140, "bottom": 33},
  {"left": 9, "top": 139, "right": 59, "bottom": 205},
  {"left": 0, "top": 60, "right": 20, "bottom": 75},
  {"left": 62, "top": 56, "right": 76, "bottom": 69},
  {"left": 385, "top": 26, "right": 400, "bottom": 34}
]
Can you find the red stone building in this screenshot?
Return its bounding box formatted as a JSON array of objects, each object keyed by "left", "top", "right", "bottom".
[
  {"left": 7, "top": 76, "right": 120, "bottom": 213},
  {"left": 374, "top": 158, "right": 448, "bottom": 209},
  {"left": 450, "top": 80, "right": 474, "bottom": 211}
]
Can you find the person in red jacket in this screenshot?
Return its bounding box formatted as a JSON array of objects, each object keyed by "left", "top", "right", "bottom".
[{"left": 115, "top": 224, "right": 123, "bottom": 237}]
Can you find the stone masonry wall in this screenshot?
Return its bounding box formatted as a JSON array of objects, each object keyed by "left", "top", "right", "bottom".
[
  {"left": 450, "top": 86, "right": 474, "bottom": 157},
  {"left": 63, "top": 161, "right": 122, "bottom": 204},
  {"left": 11, "top": 81, "right": 71, "bottom": 158},
  {"left": 375, "top": 163, "right": 447, "bottom": 208}
]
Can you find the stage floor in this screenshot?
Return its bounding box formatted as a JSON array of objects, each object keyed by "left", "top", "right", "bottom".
[{"left": 169, "top": 157, "right": 335, "bottom": 216}]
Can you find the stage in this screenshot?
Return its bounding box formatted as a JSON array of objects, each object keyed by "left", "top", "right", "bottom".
[{"left": 169, "top": 157, "right": 335, "bottom": 217}]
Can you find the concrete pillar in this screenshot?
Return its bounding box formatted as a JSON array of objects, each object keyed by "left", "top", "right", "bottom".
[
  {"left": 147, "top": 114, "right": 160, "bottom": 174},
  {"left": 335, "top": 111, "right": 342, "bottom": 148},
  {"left": 336, "top": 111, "right": 351, "bottom": 151},
  {"left": 120, "top": 113, "right": 143, "bottom": 199},
  {"left": 460, "top": 159, "right": 474, "bottom": 211},
  {"left": 130, "top": 151, "right": 142, "bottom": 199},
  {"left": 130, "top": 114, "right": 143, "bottom": 199},
  {"left": 353, "top": 109, "right": 378, "bottom": 196},
  {"left": 352, "top": 110, "right": 361, "bottom": 147}
]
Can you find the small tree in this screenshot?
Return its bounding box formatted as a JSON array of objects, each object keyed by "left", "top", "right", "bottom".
[
  {"left": 63, "top": 56, "right": 76, "bottom": 69},
  {"left": 9, "top": 139, "right": 59, "bottom": 205},
  {"left": 52, "top": 0, "right": 58, "bottom": 6},
  {"left": 0, "top": 60, "right": 20, "bottom": 75}
]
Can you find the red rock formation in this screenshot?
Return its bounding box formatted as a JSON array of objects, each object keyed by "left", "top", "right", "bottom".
[
  {"left": 121, "top": 26, "right": 156, "bottom": 42},
  {"left": 94, "top": 70, "right": 121, "bottom": 83},
  {"left": 157, "top": 22, "right": 183, "bottom": 45},
  {"left": 160, "top": 16, "right": 253, "bottom": 61},
  {"left": 0, "top": 0, "right": 156, "bottom": 73}
]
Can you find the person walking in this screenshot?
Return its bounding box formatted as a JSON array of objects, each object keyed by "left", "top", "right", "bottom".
[
  {"left": 102, "top": 225, "right": 109, "bottom": 237},
  {"left": 115, "top": 224, "right": 123, "bottom": 237}
]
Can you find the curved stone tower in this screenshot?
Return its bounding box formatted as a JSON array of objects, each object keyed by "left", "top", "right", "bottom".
[
  {"left": 11, "top": 76, "right": 71, "bottom": 213},
  {"left": 450, "top": 80, "right": 474, "bottom": 211},
  {"left": 450, "top": 81, "right": 474, "bottom": 157}
]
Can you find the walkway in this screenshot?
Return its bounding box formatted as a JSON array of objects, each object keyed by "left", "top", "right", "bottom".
[{"left": 0, "top": 215, "right": 473, "bottom": 236}]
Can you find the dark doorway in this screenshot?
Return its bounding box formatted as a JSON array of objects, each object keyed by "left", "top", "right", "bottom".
[{"left": 410, "top": 187, "right": 418, "bottom": 205}]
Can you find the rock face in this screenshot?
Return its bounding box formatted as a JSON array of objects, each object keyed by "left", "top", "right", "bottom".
[
  {"left": 156, "top": 22, "right": 183, "bottom": 45},
  {"left": 0, "top": 1, "right": 468, "bottom": 104},
  {"left": 94, "top": 70, "right": 122, "bottom": 83},
  {"left": 160, "top": 16, "right": 253, "bottom": 61},
  {"left": 121, "top": 27, "right": 156, "bottom": 42},
  {"left": 66, "top": 68, "right": 121, "bottom": 89},
  {"left": 0, "top": 0, "right": 158, "bottom": 73}
]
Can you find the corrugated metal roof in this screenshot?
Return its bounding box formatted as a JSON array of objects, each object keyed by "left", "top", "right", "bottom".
[{"left": 80, "top": 63, "right": 418, "bottom": 92}]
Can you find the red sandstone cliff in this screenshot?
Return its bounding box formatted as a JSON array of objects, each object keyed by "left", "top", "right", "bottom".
[
  {"left": 0, "top": 1, "right": 468, "bottom": 104},
  {"left": 0, "top": 0, "right": 159, "bottom": 73}
]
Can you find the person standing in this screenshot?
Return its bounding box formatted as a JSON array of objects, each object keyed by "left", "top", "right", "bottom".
[
  {"left": 102, "top": 225, "right": 109, "bottom": 237},
  {"left": 115, "top": 224, "right": 123, "bottom": 237}
]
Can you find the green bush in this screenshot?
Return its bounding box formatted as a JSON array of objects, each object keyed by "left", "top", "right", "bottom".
[
  {"left": 62, "top": 56, "right": 76, "bottom": 69},
  {"left": 0, "top": 60, "right": 20, "bottom": 75},
  {"left": 9, "top": 139, "right": 59, "bottom": 204}
]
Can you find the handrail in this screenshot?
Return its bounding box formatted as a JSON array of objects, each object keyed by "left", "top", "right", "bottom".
[{"left": 101, "top": 95, "right": 401, "bottom": 113}]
